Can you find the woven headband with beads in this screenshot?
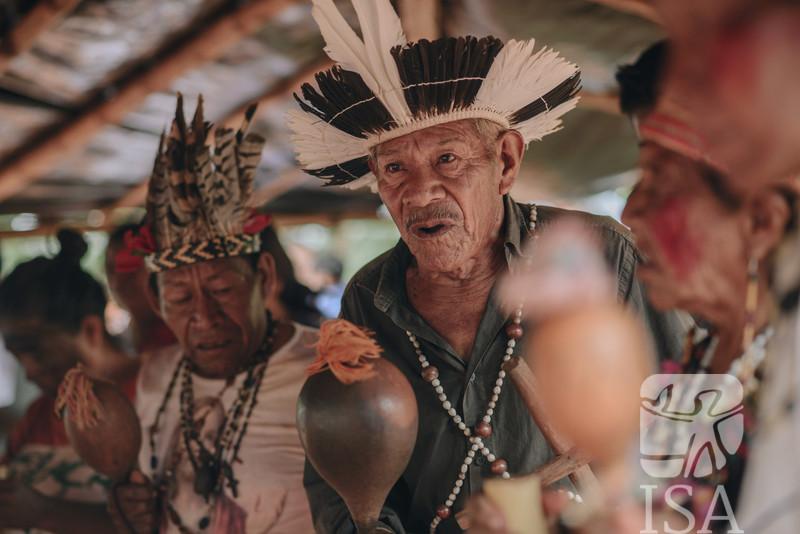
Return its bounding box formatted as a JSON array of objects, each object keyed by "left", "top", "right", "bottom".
[{"left": 143, "top": 233, "right": 260, "bottom": 273}]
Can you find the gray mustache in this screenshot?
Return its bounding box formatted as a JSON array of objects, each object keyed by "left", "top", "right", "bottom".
[{"left": 404, "top": 204, "right": 462, "bottom": 231}]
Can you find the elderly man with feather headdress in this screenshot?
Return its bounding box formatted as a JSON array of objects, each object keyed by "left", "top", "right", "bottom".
[
  {"left": 288, "top": 1, "right": 687, "bottom": 533},
  {"left": 108, "top": 95, "right": 315, "bottom": 533}
]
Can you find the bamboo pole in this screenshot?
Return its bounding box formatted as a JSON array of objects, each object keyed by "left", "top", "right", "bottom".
[
  {"left": 0, "top": 0, "right": 82, "bottom": 74},
  {"left": 503, "top": 356, "right": 602, "bottom": 495},
  {"left": 108, "top": 57, "right": 332, "bottom": 212}
]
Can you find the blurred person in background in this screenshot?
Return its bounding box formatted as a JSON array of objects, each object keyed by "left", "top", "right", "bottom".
[
  {"left": 472, "top": 41, "right": 800, "bottom": 534},
  {"left": 106, "top": 223, "right": 176, "bottom": 356},
  {"left": 655, "top": 0, "right": 800, "bottom": 189},
  {"left": 619, "top": 44, "right": 798, "bottom": 531},
  {"left": 313, "top": 253, "right": 345, "bottom": 319},
  {"left": 622, "top": 102, "right": 796, "bottom": 528},
  {"left": 616, "top": 40, "right": 668, "bottom": 130},
  {"left": 0, "top": 229, "right": 134, "bottom": 533},
  {"left": 260, "top": 224, "right": 323, "bottom": 328},
  {"left": 652, "top": 2, "right": 800, "bottom": 530},
  {"left": 0, "top": 239, "right": 18, "bottom": 409}
]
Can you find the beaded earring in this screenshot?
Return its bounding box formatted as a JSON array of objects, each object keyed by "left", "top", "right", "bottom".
[{"left": 742, "top": 257, "right": 760, "bottom": 353}]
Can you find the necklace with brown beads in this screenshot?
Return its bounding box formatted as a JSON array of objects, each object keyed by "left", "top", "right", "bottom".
[{"left": 406, "top": 204, "right": 537, "bottom": 533}]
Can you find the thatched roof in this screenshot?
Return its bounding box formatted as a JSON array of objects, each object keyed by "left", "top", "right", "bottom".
[{"left": 0, "top": 0, "right": 661, "bottom": 235}]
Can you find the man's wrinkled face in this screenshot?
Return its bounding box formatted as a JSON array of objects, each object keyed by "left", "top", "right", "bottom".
[
  {"left": 373, "top": 120, "right": 508, "bottom": 274},
  {"left": 157, "top": 257, "right": 267, "bottom": 378}
]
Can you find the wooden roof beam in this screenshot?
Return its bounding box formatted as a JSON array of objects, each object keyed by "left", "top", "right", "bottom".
[
  {"left": 585, "top": 0, "right": 661, "bottom": 25},
  {"left": 0, "top": 0, "right": 82, "bottom": 74},
  {"left": 111, "top": 85, "right": 621, "bottom": 214},
  {"left": 0, "top": 0, "right": 299, "bottom": 203},
  {"left": 108, "top": 56, "right": 332, "bottom": 212}
]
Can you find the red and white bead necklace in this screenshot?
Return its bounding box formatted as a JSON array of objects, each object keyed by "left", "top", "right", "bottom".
[{"left": 405, "top": 204, "right": 537, "bottom": 533}]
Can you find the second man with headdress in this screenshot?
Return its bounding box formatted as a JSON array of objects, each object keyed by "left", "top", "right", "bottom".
[{"left": 109, "top": 95, "right": 315, "bottom": 533}]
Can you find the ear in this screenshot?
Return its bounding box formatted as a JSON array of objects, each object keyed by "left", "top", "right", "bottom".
[
  {"left": 78, "top": 315, "right": 106, "bottom": 351},
  {"left": 497, "top": 130, "right": 524, "bottom": 195},
  {"left": 745, "top": 188, "right": 791, "bottom": 262},
  {"left": 255, "top": 252, "right": 277, "bottom": 303}
]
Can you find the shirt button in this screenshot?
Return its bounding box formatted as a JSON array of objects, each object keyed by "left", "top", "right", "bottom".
[{"left": 475, "top": 456, "right": 487, "bottom": 467}]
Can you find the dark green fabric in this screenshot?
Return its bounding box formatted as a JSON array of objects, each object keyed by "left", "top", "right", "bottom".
[{"left": 304, "top": 195, "right": 688, "bottom": 534}]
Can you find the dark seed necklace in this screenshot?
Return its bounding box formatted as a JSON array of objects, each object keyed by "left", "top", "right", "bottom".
[{"left": 148, "top": 315, "right": 277, "bottom": 532}]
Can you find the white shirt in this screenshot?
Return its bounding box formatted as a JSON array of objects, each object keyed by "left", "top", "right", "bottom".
[
  {"left": 738, "top": 232, "right": 800, "bottom": 534},
  {"left": 136, "top": 323, "right": 315, "bottom": 534}
]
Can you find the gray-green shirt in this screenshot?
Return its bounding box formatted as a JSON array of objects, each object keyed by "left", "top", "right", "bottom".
[{"left": 305, "top": 196, "right": 687, "bottom": 534}]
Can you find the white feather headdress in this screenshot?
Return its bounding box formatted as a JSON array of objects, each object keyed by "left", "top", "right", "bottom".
[{"left": 288, "top": 0, "right": 581, "bottom": 189}]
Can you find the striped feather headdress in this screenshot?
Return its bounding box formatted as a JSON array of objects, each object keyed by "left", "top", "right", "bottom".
[
  {"left": 288, "top": 0, "right": 582, "bottom": 189},
  {"left": 142, "top": 94, "right": 271, "bottom": 273}
]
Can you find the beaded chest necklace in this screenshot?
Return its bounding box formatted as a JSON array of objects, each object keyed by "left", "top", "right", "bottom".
[
  {"left": 406, "top": 204, "right": 537, "bottom": 533},
  {"left": 148, "top": 318, "right": 277, "bottom": 532}
]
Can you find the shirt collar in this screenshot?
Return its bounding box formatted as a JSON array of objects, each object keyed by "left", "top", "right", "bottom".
[{"left": 501, "top": 194, "right": 526, "bottom": 259}]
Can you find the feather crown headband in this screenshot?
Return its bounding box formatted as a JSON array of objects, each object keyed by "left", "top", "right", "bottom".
[
  {"left": 288, "top": 0, "right": 582, "bottom": 189},
  {"left": 141, "top": 94, "right": 271, "bottom": 273}
]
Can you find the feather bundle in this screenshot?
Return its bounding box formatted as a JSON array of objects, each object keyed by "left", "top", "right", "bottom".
[
  {"left": 290, "top": 0, "right": 582, "bottom": 188},
  {"left": 307, "top": 319, "right": 383, "bottom": 384},
  {"left": 55, "top": 365, "right": 101, "bottom": 430},
  {"left": 312, "top": 0, "right": 410, "bottom": 123},
  {"left": 146, "top": 94, "right": 266, "bottom": 251}
]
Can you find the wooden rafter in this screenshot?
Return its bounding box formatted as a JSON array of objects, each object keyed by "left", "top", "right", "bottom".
[
  {"left": 0, "top": 0, "right": 299, "bottom": 203},
  {"left": 0, "top": 0, "right": 82, "bottom": 74},
  {"left": 0, "top": 209, "right": 375, "bottom": 239},
  {"left": 585, "top": 0, "right": 661, "bottom": 24},
  {"left": 108, "top": 57, "right": 333, "bottom": 212},
  {"left": 219, "top": 57, "right": 333, "bottom": 131},
  {"left": 108, "top": 0, "right": 443, "bottom": 215}
]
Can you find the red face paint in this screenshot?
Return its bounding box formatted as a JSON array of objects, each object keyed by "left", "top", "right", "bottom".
[{"left": 647, "top": 197, "right": 701, "bottom": 280}]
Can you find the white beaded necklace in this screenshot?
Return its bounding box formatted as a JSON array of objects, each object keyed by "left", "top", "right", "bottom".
[{"left": 405, "top": 204, "right": 537, "bottom": 533}]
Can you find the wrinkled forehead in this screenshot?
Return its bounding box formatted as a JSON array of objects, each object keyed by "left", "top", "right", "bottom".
[
  {"left": 157, "top": 256, "right": 252, "bottom": 286},
  {"left": 373, "top": 119, "right": 484, "bottom": 158}
]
